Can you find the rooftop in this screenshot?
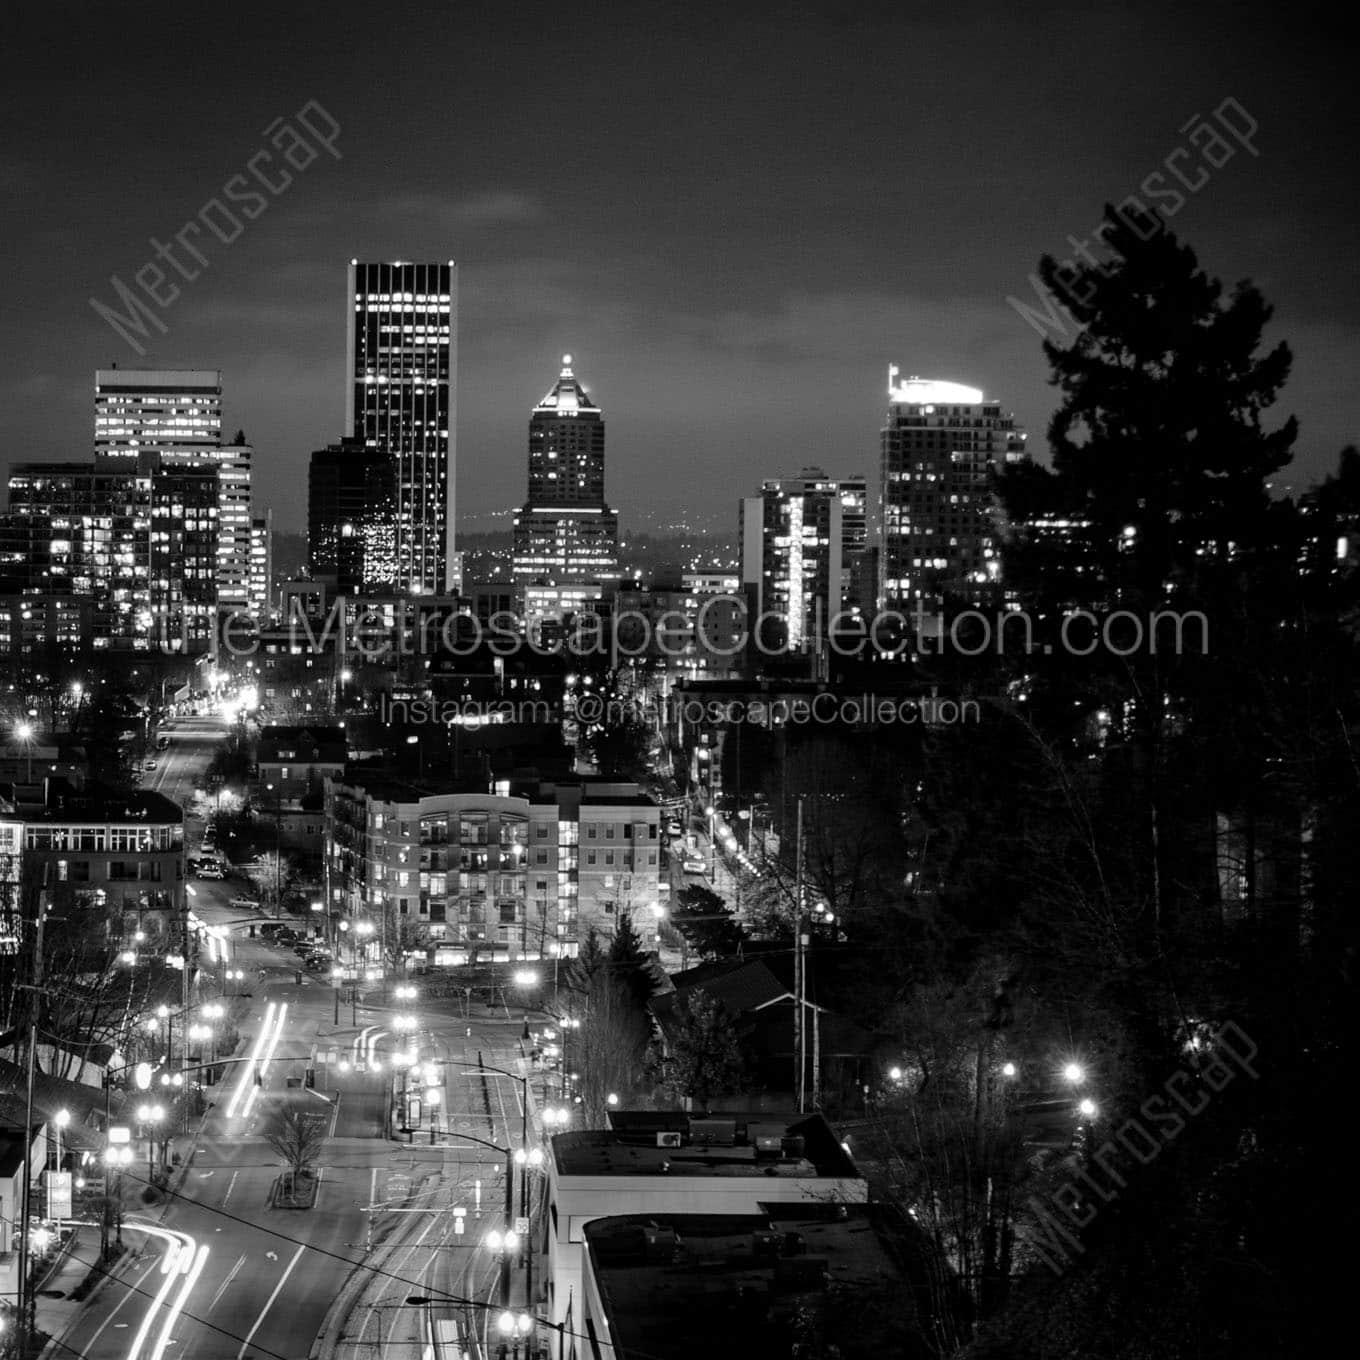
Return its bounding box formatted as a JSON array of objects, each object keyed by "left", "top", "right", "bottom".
[
  {"left": 534, "top": 355, "right": 600, "bottom": 416},
  {"left": 13, "top": 778, "right": 183, "bottom": 825},
  {"left": 552, "top": 1110, "right": 862, "bottom": 1181},
  {"left": 584, "top": 1205, "right": 930, "bottom": 1360}
]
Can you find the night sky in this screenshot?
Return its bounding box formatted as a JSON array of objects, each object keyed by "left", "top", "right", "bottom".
[{"left": 2, "top": 0, "right": 1354, "bottom": 533}]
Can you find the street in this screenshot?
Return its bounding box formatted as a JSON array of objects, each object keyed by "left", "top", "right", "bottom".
[{"left": 44, "top": 712, "right": 540, "bottom": 1360}]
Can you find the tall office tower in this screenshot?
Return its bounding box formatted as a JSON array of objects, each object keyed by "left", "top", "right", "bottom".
[
  {"left": 180, "top": 430, "right": 253, "bottom": 612},
  {"left": 346, "top": 261, "right": 457, "bottom": 596},
  {"left": 739, "top": 469, "right": 867, "bottom": 650},
  {"left": 249, "top": 512, "right": 273, "bottom": 620},
  {"left": 308, "top": 437, "right": 398, "bottom": 593},
  {"left": 879, "top": 368, "right": 1026, "bottom": 615},
  {"left": 94, "top": 368, "right": 222, "bottom": 462},
  {"left": 4, "top": 457, "right": 217, "bottom": 651},
  {"left": 512, "top": 356, "right": 620, "bottom": 621},
  {"left": 150, "top": 461, "right": 218, "bottom": 650}
]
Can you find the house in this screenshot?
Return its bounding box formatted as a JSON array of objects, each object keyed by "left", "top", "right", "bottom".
[
  {"left": 257, "top": 725, "right": 347, "bottom": 806},
  {"left": 0, "top": 1121, "right": 47, "bottom": 1311},
  {"left": 649, "top": 957, "right": 879, "bottom": 1113}
]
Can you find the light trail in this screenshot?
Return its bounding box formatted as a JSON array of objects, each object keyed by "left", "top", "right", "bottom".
[
  {"left": 149, "top": 1241, "right": 210, "bottom": 1360},
  {"left": 225, "top": 1001, "right": 275, "bottom": 1119},
  {"left": 124, "top": 1226, "right": 195, "bottom": 1360},
  {"left": 242, "top": 1001, "right": 288, "bottom": 1121}
]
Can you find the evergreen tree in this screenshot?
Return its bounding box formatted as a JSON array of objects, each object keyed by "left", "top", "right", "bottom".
[{"left": 650, "top": 988, "right": 746, "bottom": 1108}]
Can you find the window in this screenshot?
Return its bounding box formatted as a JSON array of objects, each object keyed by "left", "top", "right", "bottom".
[{"left": 586, "top": 850, "right": 597, "bottom": 866}]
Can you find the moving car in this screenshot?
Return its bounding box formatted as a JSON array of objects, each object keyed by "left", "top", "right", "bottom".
[{"left": 681, "top": 855, "right": 707, "bottom": 874}]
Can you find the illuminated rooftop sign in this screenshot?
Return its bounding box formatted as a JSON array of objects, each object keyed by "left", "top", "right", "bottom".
[{"left": 887, "top": 366, "right": 984, "bottom": 405}]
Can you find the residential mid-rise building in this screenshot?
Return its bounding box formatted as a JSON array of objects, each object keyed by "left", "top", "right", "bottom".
[
  {"left": 346, "top": 261, "right": 458, "bottom": 596},
  {"left": 308, "top": 437, "right": 398, "bottom": 592},
  {"left": 739, "top": 469, "right": 867, "bottom": 651},
  {"left": 512, "top": 356, "right": 620, "bottom": 624},
  {"left": 879, "top": 369, "right": 1026, "bottom": 615},
  {"left": 94, "top": 368, "right": 222, "bottom": 464},
  {"left": 1, "top": 782, "right": 185, "bottom": 946},
  {"left": 325, "top": 772, "right": 659, "bottom": 960}
]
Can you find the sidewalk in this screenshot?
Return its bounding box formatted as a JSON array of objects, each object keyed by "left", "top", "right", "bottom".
[{"left": 33, "top": 1226, "right": 112, "bottom": 1357}]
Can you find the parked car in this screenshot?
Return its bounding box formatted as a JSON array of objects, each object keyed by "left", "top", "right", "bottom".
[{"left": 197, "top": 862, "right": 226, "bottom": 879}]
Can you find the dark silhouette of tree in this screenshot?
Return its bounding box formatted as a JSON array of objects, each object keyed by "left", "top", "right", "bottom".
[
  {"left": 263, "top": 1104, "right": 326, "bottom": 1191},
  {"left": 649, "top": 987, "right": 746, "bottom": 1107},
  {"left": 671, "top": 884, "right": 748, "bottom": 958}
]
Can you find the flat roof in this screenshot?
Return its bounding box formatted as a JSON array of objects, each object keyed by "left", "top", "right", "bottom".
[
  {"left": 553, "top": 1111, "right": 862, "bottom": 1181},
  {"left": 584, "top": 1205, "right": 925, "bottom": 1360}
]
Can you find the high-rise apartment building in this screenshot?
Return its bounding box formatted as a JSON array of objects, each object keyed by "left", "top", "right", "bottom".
[
  {"left": 739, "top": 469, "right": 867, "bottom": 650},
  {"left": 512, "top": 356, "right": 620, "bottom": 622},
  {"left": 879, "top": 369, "right": 1026, "bottom": 614},
  {"left": 346, "top": 261, "right": 457, "bottom": 596},
  {"left": 308, "top": 437, "right": 398, "bottom": 593},
  {"left": 3, "top": 457, "right": 216, "bottom": 651},
  {"left": 93, "top": 368, "right": 252, "bottom": 615},
  {"left": 249, "top": 512, "right": 273, "bottom": 620},
  {"left": 94, "top": 368, "right": 222, "bottom": 462}
]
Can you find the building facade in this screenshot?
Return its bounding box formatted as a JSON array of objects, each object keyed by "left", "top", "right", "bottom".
[
  {"left": 2, "top": 786, "right": 185, "bottom": 945},
  {"left": 346, "top": 261, "right": 458, "bottom": 596},
  {"left": 740, "top": 469, "right": 867, "bottom": 652},
  {"left": 512, "top": 357, "right": 620, "bottom": 624},
  {"left": 544, "top": 1110, "right": 867, "bottom": 1358},
  {"left": 307, "top": 437, "right": 398, "bottom": 593},
  {"left": 325, "top": 773, "right": 660, "bottom": 961},
  {"left": 94, "top": 368, "right": 222, "bottom": 464},
  {"left": 2, "top": 457, "right": 216, "bottom": 652},
  {"left": 879, "top": 369, "right": 1026, "bottom": 615}
]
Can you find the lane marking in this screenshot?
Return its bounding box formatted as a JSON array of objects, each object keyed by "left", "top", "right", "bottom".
[
  {"left": 234, "top": 1242, "right": 306, "bottom": 1360},
  {"left": 206, "top": 1253, "right": 246, "bottom": 1314},
  {"left": 81, "top": 1256, "right": 161, "bottom": 1352},
  {"left": 221, "top": 1169, "right": 239, "bottom": 1210}
]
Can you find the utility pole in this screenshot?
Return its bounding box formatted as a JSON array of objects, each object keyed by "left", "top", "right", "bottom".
[
  {"left": 794, "top": 795, "right": 805, "bottom": 1113},
  {"left": 17, "top": 875, "right": 51, "bottom": 1354}
]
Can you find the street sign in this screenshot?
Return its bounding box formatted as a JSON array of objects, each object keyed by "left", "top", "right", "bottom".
[
  {"left": 46, "top": 1170, "right": 72, "bottom": 1219},
  {"left": 515, "top": 1216, "right": 529, "bottom": 1234},
  {"left": 81, "top": 1176, "right": 107, "bottom": 1196}
]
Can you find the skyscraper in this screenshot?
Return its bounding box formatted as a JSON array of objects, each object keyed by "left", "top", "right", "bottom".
[
  {"left": 739, "top": 469, "right": 867, "bottom": 651},
  {"left": 94, "top": 368, "right": 222, "bottom": 462},
  {"left": 205, "top": 431, "right": 253, "bottom": 612},
  {"left": 308, "top": 437, "right": 397, "bottom": 593},
  {"left": 879, "top": 369, "right": 1026, "bottom": 615},
  {"left": 346, "top": 261, "right": 457, "bottom": 596},
  {"left": 512, "top": 356, "right": 620, "bottom": 622},
  {"left": 93, "top": 368, "right": 252, "bottom": 616}
]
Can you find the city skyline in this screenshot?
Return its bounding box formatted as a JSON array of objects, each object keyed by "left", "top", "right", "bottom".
[{"left": 2, "top": 1, "right": 1353, "bottom": 534}]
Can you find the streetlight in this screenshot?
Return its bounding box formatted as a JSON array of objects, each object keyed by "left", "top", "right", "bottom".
[
  {"left": 1002, "top": 1062, "right": 1018, "bottom": 1079},
  {"left": 1062, "top": 1062, "right": 1086, "bottom": 1086},
  {"left": 102, "top": 1143, "right": 133, "bottom": 1252},
  {"left": 1078, "top": 1097, "right": 1098, "bottom": 1119},
  {"left": 14, "top": 720, "right": 34, "bottom": 781},
  {"left": 53, "top": 1108, "right": 70, "bottom": 1171},
  {"left": 496, "top": 1309, "right": 533, "bottom": 1359}
]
